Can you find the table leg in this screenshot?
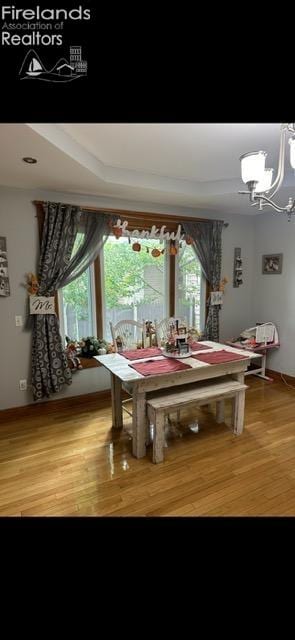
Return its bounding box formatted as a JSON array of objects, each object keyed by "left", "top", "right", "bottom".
[
  {"left": 132, "top": 387, "right": 147, "bottom": 458},
  {"left": 230, "top": 371, "right": 246, "bottom": 433},
  {"left": 231, "top": 371, "right": 245, "bottom": 384},
  {"left": 232, "top": 390, "right": 246, "bottom": 435},
  {"left": 111, "top": 373, "right": 123, "bottom": 429},
  {"left": 252, "top": 353, "right": 273, "bottom": 380}
]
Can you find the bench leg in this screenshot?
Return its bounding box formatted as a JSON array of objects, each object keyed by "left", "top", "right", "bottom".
[
  {"left": 216, "top": 400, "right": 224, "bottom": 424},
  {"left": 232, "top": 390, "right": 245, "bottom": 435},
  {"left": 153, "top": 410, "right": 165, "bottom": 463}
]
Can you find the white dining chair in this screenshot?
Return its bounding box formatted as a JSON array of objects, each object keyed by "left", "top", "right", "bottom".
[{"left": 109, "top": 319, "right": 145, "bottom": 421}]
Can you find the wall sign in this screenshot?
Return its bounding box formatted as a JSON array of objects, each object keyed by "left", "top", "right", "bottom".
[
  {"left": 113, "top": 218, "right": 185, "bottom": 241},
  {"left": 0, "top": 236, "right": 10, "bottom": 297},
  {"left": 30, "top": 296, "right": 55, "bottom": 314},
  {"left": 210, "top": 291, "right": 223, "bottom": 305}
]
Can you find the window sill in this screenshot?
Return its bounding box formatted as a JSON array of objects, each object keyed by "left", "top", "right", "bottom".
[{"left": 78, "top": 357, "right": 101, "bottom": 369}]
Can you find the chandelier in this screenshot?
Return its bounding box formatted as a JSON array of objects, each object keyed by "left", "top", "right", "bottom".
[{"left": 239, "top": 123, "right": 295, "bottom": 220}]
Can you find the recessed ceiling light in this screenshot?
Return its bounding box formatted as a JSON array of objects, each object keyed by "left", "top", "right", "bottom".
[{"left": 22, "top": 157, "right": 37, "bottom": 164}]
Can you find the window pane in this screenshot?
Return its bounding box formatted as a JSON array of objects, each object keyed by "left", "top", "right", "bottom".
[
  {"left": 102, "top": 236, "right": 168, "bottom": 341},
  {"left": 175, "top": 243, "right": 205, "bottom": 331},
  {"left": 59, "top": 233, "right": 94, "bottom": 341}
]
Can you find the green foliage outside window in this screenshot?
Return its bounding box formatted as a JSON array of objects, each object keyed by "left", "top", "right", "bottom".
[
  {"left": 61, "top": 236, "right": 202, "bottom": 331},
  {"left": 103, "top": 238, "right": 164, "bottom": 309}
]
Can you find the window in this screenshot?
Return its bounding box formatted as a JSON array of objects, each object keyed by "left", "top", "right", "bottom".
[
  {"left": 175, "top": 243, "right": 206, "bottom": 332},
  {"left": 101, "top": 236, "right": 169, "bottom": 341},
  {"left": 56, "top": 214, "right": 206, "bottom": 344},
  {"left": 58, "top": 233, "right": 96, "bottom": 341}
]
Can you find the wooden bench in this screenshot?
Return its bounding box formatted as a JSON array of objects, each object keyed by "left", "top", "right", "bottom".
[{"left": 146, "top": 377, "right": 248, "bottom": 463}]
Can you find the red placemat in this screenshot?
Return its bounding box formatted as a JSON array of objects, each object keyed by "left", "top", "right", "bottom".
[
  {"left": 191, "top": 349, "right": 250, "bottom": 364},
  {"left": 190, "top": 342, "right": 213, "bottom": 351},
  {"left": 121, "top": 347, "right": 163, "bottom": 360},
  {"left": 129, "top": 358, "right": 192, "bottom": 376}
]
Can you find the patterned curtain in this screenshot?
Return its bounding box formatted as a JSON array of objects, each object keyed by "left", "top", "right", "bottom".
[
  {"left": 183, "top": 220, "right": 223, "bottom": 341},
  {"left": 32, "top": 202, "right": 113, "bottom": 400}
]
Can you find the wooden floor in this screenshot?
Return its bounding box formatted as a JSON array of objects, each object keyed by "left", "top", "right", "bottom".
[{"left": 1, "top": 377, "right": 295, "bottom": 516}]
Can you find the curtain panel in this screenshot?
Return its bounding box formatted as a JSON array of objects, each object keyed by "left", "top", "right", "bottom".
[
  {"left": 32, "top": 202, "right": 113, "bottom": 401},
  {"left": 183, "top": 220, "right": 223, "bottom": 341}
]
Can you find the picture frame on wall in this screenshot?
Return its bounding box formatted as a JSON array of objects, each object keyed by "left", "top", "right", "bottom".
[
  {"left": 0, "top": 236, "right": 10, "bottom": 296},
  {"left": 262, "top": 253, "right": 283, "bottom": 274}
]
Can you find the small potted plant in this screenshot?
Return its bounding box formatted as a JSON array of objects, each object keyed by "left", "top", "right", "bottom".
[{"left": 79, "top": 336, "right": 109, "bottom": 358}]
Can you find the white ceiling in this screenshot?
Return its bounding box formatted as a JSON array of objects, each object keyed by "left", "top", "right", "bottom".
[{"left": 0, "top": 122, "right": 293, "bottom": 214}]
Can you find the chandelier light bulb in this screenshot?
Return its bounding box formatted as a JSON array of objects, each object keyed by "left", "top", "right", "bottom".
[
  {"left": 240, "top": 151, "right": 267, "bottom": 185},
  {"left": 256, "top": 168, "right": 274, "bottom": 193},
  {"left": 289, "top": 137, "right": 295, "bottom": 169}
]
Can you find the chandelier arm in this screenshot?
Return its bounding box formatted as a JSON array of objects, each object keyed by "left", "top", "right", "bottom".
[
  {"left": 257, "top": 126, "right": 287, "bottom": 209},
  {"left": 253, "top": 194, "right": 290, "bottom": 213},
  {"left": 266, "top": 127, "right": 286, "bottom": 199}
]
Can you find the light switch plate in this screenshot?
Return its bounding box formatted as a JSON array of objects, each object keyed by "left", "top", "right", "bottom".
[{"left": 15, "top": 315, "right": 23, "bottom": 326}]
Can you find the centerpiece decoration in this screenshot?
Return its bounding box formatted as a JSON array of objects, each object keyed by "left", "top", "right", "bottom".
[{"left": 163, "top": 319, "right": 192, "bottom": 358}]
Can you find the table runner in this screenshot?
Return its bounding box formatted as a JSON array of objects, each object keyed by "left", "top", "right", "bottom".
[
  {"left": 121, "top": 347, "right": 163, "bottom": 360},
  {"left": 191, "top": 349, "right": 249, "bottom": 364},
  {"left": 129, "top": 358, "right": 192, "bottom": 376}
]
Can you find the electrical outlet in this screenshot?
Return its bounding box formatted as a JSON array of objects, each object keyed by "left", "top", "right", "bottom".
[
  {"left": 19, "top": 379, "right": 27, "bottom": 391},
  {"left": 15, "top": 315, "right": 23, "bottom": 327}
]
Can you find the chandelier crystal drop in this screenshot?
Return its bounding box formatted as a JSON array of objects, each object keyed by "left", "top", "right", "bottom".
[{"left": 239, "top": 123, "right": 295, "bottom": 220}]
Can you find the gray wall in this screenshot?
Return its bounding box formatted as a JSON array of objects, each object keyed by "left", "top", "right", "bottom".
[
  {"left": 252, "top": 212, "right": 295, "bottom": 376},
  {"left": 0, "top": 186, "right": 256, "bottom": 410}
]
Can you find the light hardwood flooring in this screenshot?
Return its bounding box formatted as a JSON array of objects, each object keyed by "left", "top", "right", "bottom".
[{"left": 1, "top": 377, "right": 295, "bottom": 516}]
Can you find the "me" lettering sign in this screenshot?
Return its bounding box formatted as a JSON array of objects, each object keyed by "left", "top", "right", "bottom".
[{"left": 29, "top": 296, "right": 55, "bottom": 314}]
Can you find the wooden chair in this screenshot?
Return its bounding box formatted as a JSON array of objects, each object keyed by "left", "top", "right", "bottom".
[
  {"left": 110, "top": 319, "right": 145, "bottom": 352},
  {"left": 110, "top": 319, "right": 145, "bottom": 420},
  {"left": 154, "top": 317, "right": 186, "bottom": 347}
]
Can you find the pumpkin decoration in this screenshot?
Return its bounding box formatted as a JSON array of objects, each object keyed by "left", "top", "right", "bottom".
[
  {"left": 132, "top": 242, "right": 141, "bottom": 252},
  {"left": 169, "top": 241, "right": 178, "bottom": 256},
  {"left": 219, "top": 276, "right": 229, "bottom": 293},
  {"left": 151, "top": 248, "right": 161, "bottom": 258},
  {"left": 113, "top": 226, "right": 123, "bottom": 239},
  {"left": 185, "top": 235, "right": 193, "bottom": 245}
]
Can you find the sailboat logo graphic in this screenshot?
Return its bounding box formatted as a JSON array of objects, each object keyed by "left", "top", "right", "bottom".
[
  {"left": 19, "top": 49, "right": 87, "bottom": 83},
  {"left": 26, "top": 57, "right": 43, "bottom": 77}
]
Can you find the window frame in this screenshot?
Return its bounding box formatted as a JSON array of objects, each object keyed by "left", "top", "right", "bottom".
[
  {"left": 174, "top": 245, "right": 207, "bottom": 333},
  {"left": 34, "top": 202, "right": 210, "bottom": 341},
  {"left": 58, "top": 261, "right": 96, "bottom": 342}
]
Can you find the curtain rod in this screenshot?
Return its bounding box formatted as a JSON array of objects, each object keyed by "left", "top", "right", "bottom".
[{"left": 33, "top": 201, "right": 229, "bottom": 227}]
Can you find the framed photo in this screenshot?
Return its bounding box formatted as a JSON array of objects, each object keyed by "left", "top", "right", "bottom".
[
  {"left": 179, "top": 342, "right": 189, "bottom": 354},
  {"left": 0, "top": 236, "right": 10, "bottom": 296},
  {"left": 262, "top": 253, "right": 283, "bottom": 274}
]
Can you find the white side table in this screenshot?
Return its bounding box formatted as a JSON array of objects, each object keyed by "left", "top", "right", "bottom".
[{"left": 225, "top": 342, "right": 279, "bottom": 381}]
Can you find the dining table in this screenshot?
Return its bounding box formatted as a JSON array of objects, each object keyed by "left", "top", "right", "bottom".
[{"left": 94, "top": 341, "right": 260, "bottom": 459}]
